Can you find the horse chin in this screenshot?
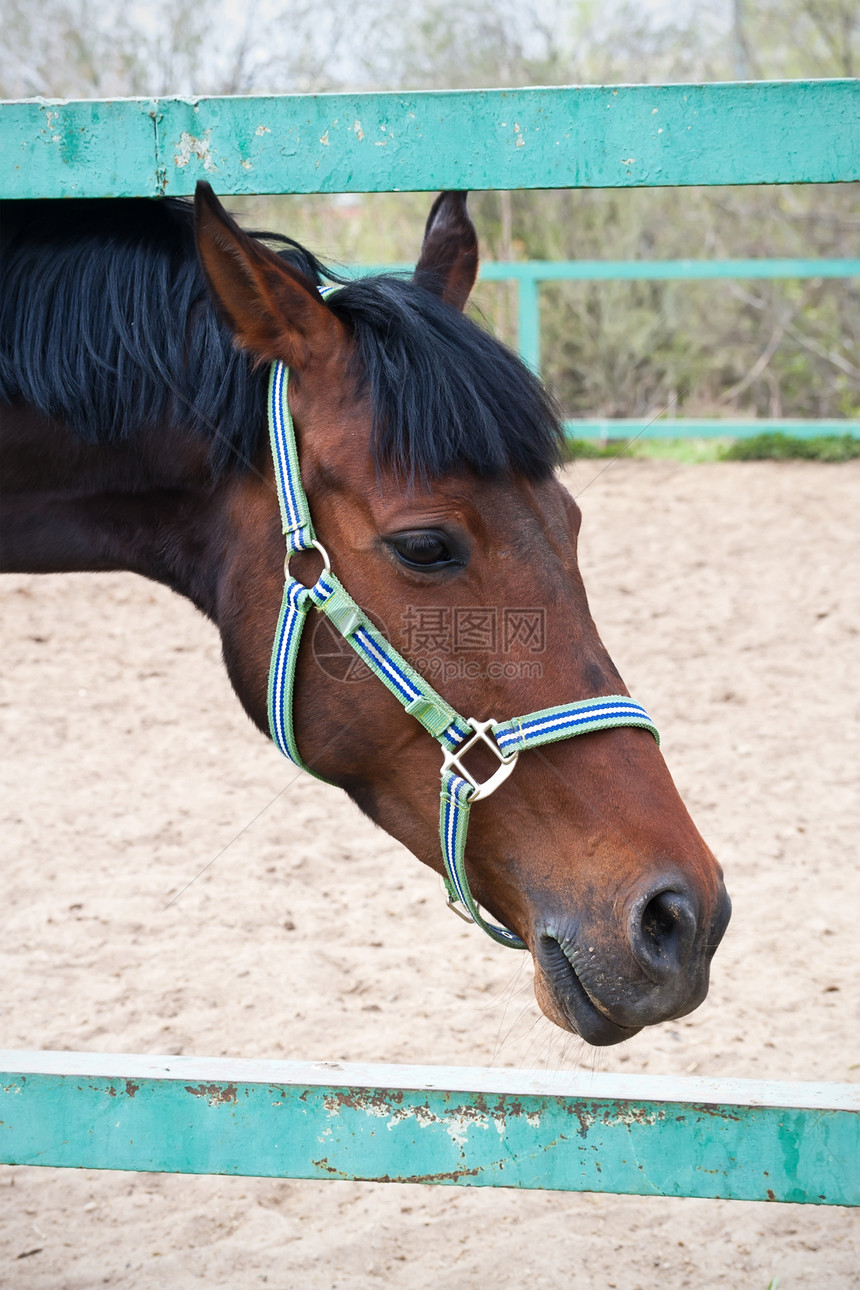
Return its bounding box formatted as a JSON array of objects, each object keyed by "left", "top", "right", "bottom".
[{"left": 533, "top": 962, "right": 642, "bottom": 1048}]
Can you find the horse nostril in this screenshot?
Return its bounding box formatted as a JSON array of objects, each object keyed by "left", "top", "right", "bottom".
[{"left": 630, "top": 888, "right": 698, "bottom": 981}]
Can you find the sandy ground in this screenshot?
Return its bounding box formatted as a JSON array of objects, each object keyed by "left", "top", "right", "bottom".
[{"left": 1, "top": 459, "right": 858, "bottom": 1289}]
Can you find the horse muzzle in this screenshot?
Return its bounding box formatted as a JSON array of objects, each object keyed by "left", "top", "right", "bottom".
[{"left": 531, "top": 877, "right": 732, "bottom": 1046}]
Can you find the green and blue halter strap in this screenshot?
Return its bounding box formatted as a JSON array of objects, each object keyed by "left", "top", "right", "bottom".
[{"left": 266, "top": 358, "right": 659, "bottom": 949}]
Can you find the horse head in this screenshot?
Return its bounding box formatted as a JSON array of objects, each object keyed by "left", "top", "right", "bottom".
[{"left": 194, "top": 183, "right": 730, "bottom": 1046}]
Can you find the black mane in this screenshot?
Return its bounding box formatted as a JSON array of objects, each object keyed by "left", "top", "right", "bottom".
[{"left": 0, "top": 198, "right": 562, "bottom": 480}]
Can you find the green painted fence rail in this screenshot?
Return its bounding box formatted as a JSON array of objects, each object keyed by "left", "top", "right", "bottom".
[
  {"left": 1, "top": 1053, "right": 857, "bottom": 1204},
  {"left": 361, "top": 259, "right": 860, "bottom": 282},
  {"left": 564, "top": 419, "right": 860, "bottom": 441},
  {"left": 2, "top": 80, "right": 858, "bottom": 200}
]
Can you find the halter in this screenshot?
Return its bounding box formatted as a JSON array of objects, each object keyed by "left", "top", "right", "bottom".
[{"left": 265, "top": 358, "right": 659, "bottom": 950}]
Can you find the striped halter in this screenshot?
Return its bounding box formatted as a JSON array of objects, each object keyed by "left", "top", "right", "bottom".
[{"left": 266, "top": 358, "right": 659, "bottom": 949}]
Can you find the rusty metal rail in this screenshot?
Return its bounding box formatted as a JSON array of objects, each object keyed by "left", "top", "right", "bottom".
[{"left": 1, "top": 1052, "right": 857, "bottom": 1205}]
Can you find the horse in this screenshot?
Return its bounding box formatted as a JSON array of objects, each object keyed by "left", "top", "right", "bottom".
[{"left": 0, "top": 184, "right": 730, "bottom": 1046}]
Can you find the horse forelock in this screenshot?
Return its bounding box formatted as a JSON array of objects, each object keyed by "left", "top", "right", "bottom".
[
  {"left": 328, "top": 276, "right": 563, "bottom": 483},
  {"left": 0, "top": 199, "right": 562, "bottom": 482}
]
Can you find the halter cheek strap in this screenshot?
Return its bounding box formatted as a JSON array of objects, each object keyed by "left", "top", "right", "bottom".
[{"left": 266, "top": 358, "right": 659, "bottom": 950}]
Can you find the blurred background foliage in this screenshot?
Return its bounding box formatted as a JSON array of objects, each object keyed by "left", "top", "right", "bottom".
[{"left": 1, "top": 0, "right": 858, "bottom": 424}]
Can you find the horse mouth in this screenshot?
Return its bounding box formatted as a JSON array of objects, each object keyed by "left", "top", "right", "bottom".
[{"left": 534, "top": 936, "right": 642, "bottom": 1047}]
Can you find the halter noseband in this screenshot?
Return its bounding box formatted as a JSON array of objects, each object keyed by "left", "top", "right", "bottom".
[{"left": 266, "top": 358, "right": 659, "bottom": 950}]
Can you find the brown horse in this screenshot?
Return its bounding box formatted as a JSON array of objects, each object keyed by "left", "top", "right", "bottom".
[{"left": 0, "top": 185, "right": 730, "bottom": 1045}]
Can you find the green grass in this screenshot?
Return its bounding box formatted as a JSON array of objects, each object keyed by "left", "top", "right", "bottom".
[
  {"left": 563, "top": 437, "right": 619, "bottom": 459},
  {"left": 720, "top": 431, "right": 860, "bottom": 462},
  {"left": 564, "top": 437, "right": 731, "bottom": 463},
  {"left": 627, "top": 437, "right": 733, "bottom": 463}
]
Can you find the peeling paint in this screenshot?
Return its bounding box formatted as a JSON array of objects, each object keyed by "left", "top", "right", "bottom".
[
  {"left": 353, "top": 119, "right": 364, "bottom": 141},
  {"left": 184, "top": 1082, "right": 237, "bottom": 1106},
  {"left": 570, "top": 1104, "right": 596, "bottom": 1140},
  {"left": 442, "top": 1105, "right": 492, "bottom": 1146},
  {"left": 323, "top": 1090, "right": 393, "bottom": 1119},
  {"left": 692, "top": 1104, "right": 742, "bottom": 1122},
  {"left": 312, "top": 1157, "right": 484, "bottom": 1184},
  {"left": 173, "top": 130, "right": 217, "bottom": 172}
]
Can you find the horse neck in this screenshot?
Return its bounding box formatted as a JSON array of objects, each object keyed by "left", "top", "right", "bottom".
[{"left": 0, "top": 402, "right": 251, "bottom": 620}]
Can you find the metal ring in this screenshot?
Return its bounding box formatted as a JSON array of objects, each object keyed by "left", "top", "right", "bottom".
[{"left": 284, "top": 539, "right": 332, "bottom": 583}]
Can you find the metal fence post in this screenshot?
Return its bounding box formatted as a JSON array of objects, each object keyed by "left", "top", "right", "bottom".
[{"left": 518, "top": 272, "right": 541, "bottom": 374}]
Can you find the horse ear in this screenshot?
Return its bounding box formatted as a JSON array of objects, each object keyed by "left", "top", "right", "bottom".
[
  {"left": 193, "top": 181, "right": 343, "bottom": 370},
  {"left": 413, "top": 191, "right": 479, "bottom": 311}
]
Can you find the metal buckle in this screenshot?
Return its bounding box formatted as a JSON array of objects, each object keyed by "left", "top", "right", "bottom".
[
  {"left": 440, "top": 717, "right": 519, "bottom": 801},
  {"left": 284, "top": 539, "right": 331, "bottom": 583},
  {"left": 441, "top": 880, "right": 477, "bottom": 923}
]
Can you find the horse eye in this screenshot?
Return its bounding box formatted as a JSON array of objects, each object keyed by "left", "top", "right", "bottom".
[{"left": 388, "top": 532, "right": 459, "bottom": 570}]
